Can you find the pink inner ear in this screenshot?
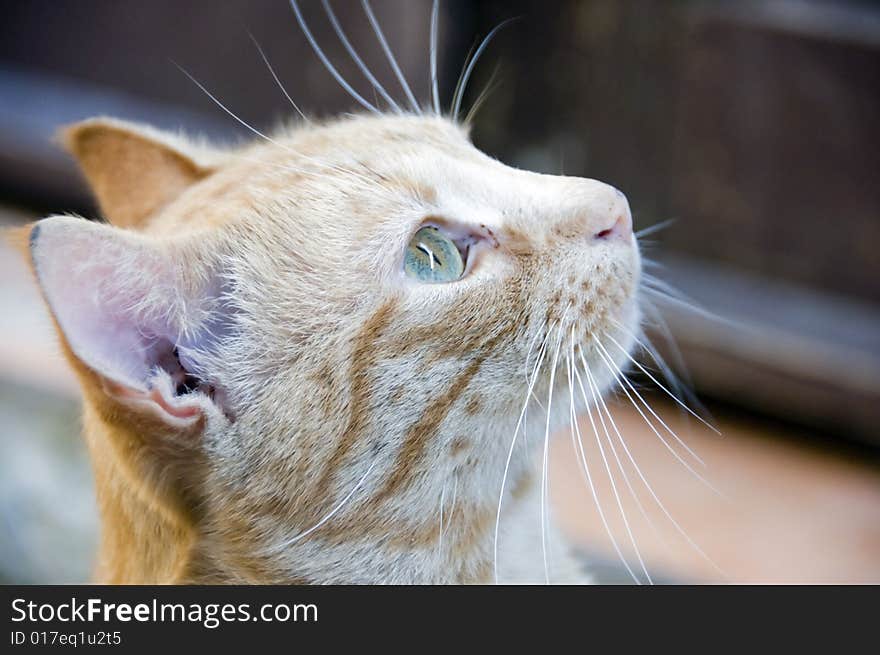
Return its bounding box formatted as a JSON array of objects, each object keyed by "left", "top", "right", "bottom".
[
  {"left": 30, "top": 217, "right": 228, "bottom": 425},
  {"left": 150, "top": 389, "right": 201, "bottom": 419},
  {"left": 109, "top": 381, "right": 202, "bottom": 421},
  {"left": 31, "top": 217, "right": 181, "bottom": 388}
]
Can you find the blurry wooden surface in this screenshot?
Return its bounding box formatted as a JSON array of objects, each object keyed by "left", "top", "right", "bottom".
[
  {"left": 648, "top": 256, "right": 880, "bottom": 446},
  {"left": 669, "top": 1, "right": 880, "bottom": 303},
  {"left": 552, "top": 398, "right": 880, "bottom": 584},
  {"left": 0, "top": 0, "right": 445, "bottom": 212},
  {"left": 467, "top": 0, "right": 880, "bottom": 303}
]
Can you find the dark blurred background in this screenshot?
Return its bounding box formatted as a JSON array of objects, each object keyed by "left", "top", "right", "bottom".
[{"left": 1, "top": 0, "right": 878, "bottom": 583}]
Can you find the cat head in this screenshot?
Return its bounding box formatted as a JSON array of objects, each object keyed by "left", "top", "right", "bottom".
[{"left": 26, "top": 113, "right": 640, "bottom": 582}]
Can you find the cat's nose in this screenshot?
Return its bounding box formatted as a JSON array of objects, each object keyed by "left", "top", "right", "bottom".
[
  {"left": 593, "top": 210, "right": 632, "bottom": 241},
  {"left": 591, "top": 188, "right": 632, "bottom": 241}
]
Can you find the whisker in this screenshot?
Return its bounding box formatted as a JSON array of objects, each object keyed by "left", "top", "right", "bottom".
[
  {"left": 640, "top": 285, "right": 733, "bottom": 328},
  {"left": 577, "top": 355, "right": 652, "bottom": 584},
  {"left": 175, "top": 64, "right": 290, "bottom": 144},
  {"left": 493, "top": 322, "right": 553, "bottom": 583},
  {"left": 572, "top": 335, "right": 669, "bottom": 562},
  {"left": 438, "top": 481, "right": 446, "bottom": 565},
  {"left": 621, "top": 305, "right": 692, "bottom": 397},
  {"left": 360, "top": 0, "right": 420, "bottom": 112},
  {"left": 248, "top": 32, "right": 309, "bottom": 122},
  {"left": 591, "top": 338, "right": 725, "bottom": 498},
  {"left": 523, "top": 318, "right": 548, "bottom": 410},
  {"left": 641, "top": 272, "right": 694, "bottom": 302},
  {"left": 452, "top": 18, "right": 516, "bottom": 121},
  {"left": 566, "top": 345, "right": 640, "bottom": 583},
  {"left": 322, "top": 0, "right": 402, "bottom": 112},
  {"left": 605, "top": 331, "right": 720, "bottom": 436},
  {"left": 463, "top": 64, "right": 501, "bottom": 126},
  {"left": 590, "top": 344, "right": 727, "bottom": 578},
  {"left": 272, "top": 460, "right": 376, "bottom": 550},
  {"left": 175, "top": 64, "right": 379, "bottom": 190},
  {"left": 595, "top": 337, "right": 705, "bottom": 465},
  {"left": 641, "top": 276, "right": 727, "bottom": 329},
  {"left": 635, "top": 218, "right": 675, "bottom": 239},
  {"left": 430, "top": 0, "right": 441, "bottom": 115},
  {"left": 523, "top": 319, "right": 548, "bottom": 381},
  {"left": 616, "top": 310, "right": 715, "bottom": 426},
  {"left": 447, "top": 476, "right": 458, "bottom": 532},
  {"left": 289, "top": 0, "right": 379, "bottom": 113},
  {"left": 451, "top": 40, "right": 477, "bottom": 122},
  {"left": 521, "top": 319, "right": 550, "bottom": 464},
  {"left": 540, "top": 322, "right": 565, "bottom": 584}
]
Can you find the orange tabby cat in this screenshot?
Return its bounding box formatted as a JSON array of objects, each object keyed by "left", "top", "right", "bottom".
[{"left": 14, "top": 4, "right": 640, "bottom": 584}]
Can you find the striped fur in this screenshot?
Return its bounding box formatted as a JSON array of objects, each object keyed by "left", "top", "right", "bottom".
[{"left": 24, "top": 113, "right": 640, "bottom": 583}]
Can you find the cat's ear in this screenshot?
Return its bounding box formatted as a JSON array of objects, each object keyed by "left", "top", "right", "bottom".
[
  {"left": 28, "top": 215, "right": 230, "bottom": 429},
  {"left": 60, "top": 118, "right": 215, "bottom": 230}
]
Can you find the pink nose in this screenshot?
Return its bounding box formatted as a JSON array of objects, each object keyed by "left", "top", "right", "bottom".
[{"left": 593, "top": 211, "right": 632, "bottom": 241}]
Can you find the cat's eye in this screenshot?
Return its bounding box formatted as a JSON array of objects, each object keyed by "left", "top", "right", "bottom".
[{"left": 404, "top": 226, "right": 466, "bottom": 283}]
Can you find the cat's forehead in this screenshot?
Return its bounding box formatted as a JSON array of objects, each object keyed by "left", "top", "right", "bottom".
[
  {"left": 285, "top": 114, "right": 473, "bottom": 156},
  {"left": 148, "top": 115, "right": 470, "bottom": 234},
  {"left": 177, "top": 115, "right": 497, "bottom": 230},
  {"left": 157, "top": 112, "right": 602, "bottom": 248},
  {"left": 260, "top": 113, "right": 502, "bottom": 195},
  {"left": 261, "top": 114, "right": 562, "bottom": 212}
]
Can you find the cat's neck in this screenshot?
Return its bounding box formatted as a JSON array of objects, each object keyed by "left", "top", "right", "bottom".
[
  {"left": 83, "top": 403, "right": 196, "bottom": 583},
  {"left": 80, "top": 394, "right": 551, "bottom": 583}
]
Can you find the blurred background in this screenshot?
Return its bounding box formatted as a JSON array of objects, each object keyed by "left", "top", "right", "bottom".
[{"left": 0, "top": 0, "right": 878, "bottom": 583}]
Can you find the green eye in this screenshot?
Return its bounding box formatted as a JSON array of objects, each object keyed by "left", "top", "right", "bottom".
[{"left": 404, "top": 226, "right": 465, "bottom": 283}]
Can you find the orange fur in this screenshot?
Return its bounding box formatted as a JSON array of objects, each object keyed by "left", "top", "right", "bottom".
[
  {"left": 22, "top": 112, "right": 640, "bottom": 584},
  {"left": 59, "top": 119, "right": 213, "bottom": 229}
]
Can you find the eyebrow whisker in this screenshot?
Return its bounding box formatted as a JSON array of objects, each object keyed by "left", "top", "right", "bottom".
[
  {"left": 289, "top": 0, "right": 380, "bottom": 114},
  {"left": 247, "top": 31, "right": 309, "bottom": 122},
  {"left": 452, "top": 18, "right": 515, "bottom": 121},
  {"left": 322, "top": 0, "right": 402, "bottom": 113},
  {"left": 360, "top": 0, "right": 420, "bottom": 112},
  {"left": 430, "top": 0, "right": 441, "bottom": 115}
]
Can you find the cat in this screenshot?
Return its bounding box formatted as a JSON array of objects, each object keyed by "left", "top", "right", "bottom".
[{"left": 13, "top": 2, "right": 642, "bottom": 584}]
